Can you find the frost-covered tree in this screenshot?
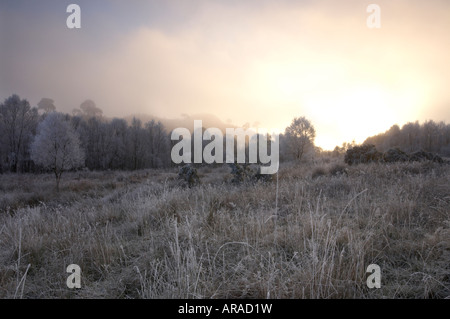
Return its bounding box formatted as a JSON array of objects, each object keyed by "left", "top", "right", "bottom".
[
  {"left": 363, "top": 120, "right": 450, "bottom": 156},
  {"left": 30, "top": 112, "right": 85, "bottom": 191},
  {"left": 129, "top": 117, "right": 148, "bottom": 170},
  {"left": 145, "top": 120, "right": 171, "bottom": 168},
  {"left": 284, "top": 116, "right": 316, "bottom": 161}
]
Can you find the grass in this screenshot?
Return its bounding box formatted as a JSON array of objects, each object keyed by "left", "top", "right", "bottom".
[{"left": 0, "top": 158, "right": 448, "bottom": 298}]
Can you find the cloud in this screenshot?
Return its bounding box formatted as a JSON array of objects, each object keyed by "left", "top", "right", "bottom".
[{"left": 1, "top": 0, "right": 449, "bottom": 149}]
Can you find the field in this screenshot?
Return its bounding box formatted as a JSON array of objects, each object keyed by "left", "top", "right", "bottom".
[{"left": 0, "top": 159, "right": 449, "bottom": 299}]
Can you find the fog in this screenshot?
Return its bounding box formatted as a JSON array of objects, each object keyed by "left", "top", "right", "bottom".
[{"left": 1, "top": 0, "right": 449, "bottom": 149}]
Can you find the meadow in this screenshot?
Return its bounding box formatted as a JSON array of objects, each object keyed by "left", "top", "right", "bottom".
[{"left": 0, "top": 158, "right": 448, "bottom": 298}]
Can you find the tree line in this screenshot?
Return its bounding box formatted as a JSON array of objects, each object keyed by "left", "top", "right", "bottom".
[
  {"left": 363, "top": 121, "right": 450, "bottom": 156},
  {"left": 5, "top": 93, "right": 446, "bottom": 180},
  {"left": 0, "top": 94, "right": 320, "bottom": 175},
  {"left": 0, "top": 95, "right": 172, "bottom": 174}
]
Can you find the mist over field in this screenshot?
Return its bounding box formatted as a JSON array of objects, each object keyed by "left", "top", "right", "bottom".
[{"left": 0, "top": 0, "right": 449, "bottom": 301}]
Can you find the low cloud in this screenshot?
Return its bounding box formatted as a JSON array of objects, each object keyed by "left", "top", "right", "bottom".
[{"left": 1, "top": 0, "right": 449, "bottom": 149}]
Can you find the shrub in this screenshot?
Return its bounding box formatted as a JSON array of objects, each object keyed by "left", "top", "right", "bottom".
[
  {"left": 344, "top": 144, "right": 382, "bottom": 165},
  {"left": 228, "top": 163, "right": 273, "bottom": 185},
  {"left": 178, "top": 165, "right": 200, "bottom": 188},
  {"left": 409, "top": 150, "right": 444, "bottom": 163},
  {"left": 228, "top": 163, "right": 255, "bottom": 185},
  {"left": 383, "top": 148, "right": 410, "bottom": 163},
  {"left": 382, "top": 149, "right": 444, "bottom": 164}
]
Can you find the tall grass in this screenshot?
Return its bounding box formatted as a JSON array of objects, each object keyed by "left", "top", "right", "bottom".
[{"left": 0, "top": 160, "right": 448, "bottom": 298}]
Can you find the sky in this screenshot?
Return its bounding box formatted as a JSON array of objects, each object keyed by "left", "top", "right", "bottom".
[{"left": 1, "top": 0, "right": 449, "bottom": 150}]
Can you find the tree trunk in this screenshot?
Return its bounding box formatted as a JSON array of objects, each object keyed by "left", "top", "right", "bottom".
[{"left": 55, "top": 171, "right": 61, "bottom": 192}]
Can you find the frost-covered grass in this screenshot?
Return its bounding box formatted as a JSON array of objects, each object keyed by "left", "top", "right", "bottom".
[{"left": 0, "top": 160, "right": 449, "bottom": 298}]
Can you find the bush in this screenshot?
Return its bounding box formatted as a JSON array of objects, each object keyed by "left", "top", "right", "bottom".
[
  {"left": 344, "top": 144, "right": 382, "bottom": 165},
  {"left": 228, "top": 163, "right": 255, "bottom": 185},
  {"left": 382, "top": 149, "right": 444, "bottom": 164},
  {"left": 228, "top": 163, "right": 273, "bottom": 185},
  {"left": 344, "top": 145, "right": 445, "bottom": 166},
  {"left": 409, "top": 150, "right": 444, "bottom": 163},
  {"left": 329, "top": 163, "right": 348, "bottom": 176},
  {"left": 383, "top": 148, "right": 410, "bottom": 163},
  {"left": 178, "top": 165, "right": 200, "bottom": 188}
]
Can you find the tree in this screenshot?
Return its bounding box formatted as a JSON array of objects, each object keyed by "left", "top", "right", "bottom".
[
  {"left": 401, "top": 121, "right": 421, "bottom": 152},
  {"left": 30, "top": 112, "right": 85, "bottom": 191},
  {"left": 108, "top": 118, "right": 128, "bottom": 169},
  {"left": 127, "top": 117, "right": 145, "bottom": 170},
  {"left": 422, "top": 120, "right": 439, "bottom": 152},
  {"left": 79, "top": 99, "right": 103, "bottom": 118},
  {"left": 284, "top": 116, "right": 316, "bottom": 160},
  {"left": 0, "top": 94, "right": 38, "bottom": 172},
  {"left": 144, "top": 120, "right": 171, "bottom": 168},
  {"left": 72, "top": 108, "right": 82, "bottom": 117},
  {"left": 37, "top": 98, "right": 56, "bottom": 113},
  {"left": 362, "top": 120, "right": 449, "bottom": 155}
]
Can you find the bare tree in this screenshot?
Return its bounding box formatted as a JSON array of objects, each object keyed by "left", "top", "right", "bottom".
[
  {"left": 109, "top": 118, "right": 128, "bottom": 169},
  {"left": 363, "top": 120, "right": 449, "bottom": 155},
  {"left": 145, "top": 120, "right": 171, "bottom": 168},
  {"left": 284, "top": 116, "right": 316, "bottom": 161},
  {"left": 0, "top": 94, "right": 38, "bottom": 172},
  {"left": 128, "top": 117, "right": 145, "bottom": 170},
  {"left": 30, "top": 112, "right": 85, "bottom": 191},
  {"left": 69, "top": 115, "right": 171, "bottom": 171}
]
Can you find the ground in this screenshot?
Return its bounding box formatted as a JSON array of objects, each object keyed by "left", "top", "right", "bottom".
[{"left": 0, "top": 158, "right": 449, "bottom": 298}]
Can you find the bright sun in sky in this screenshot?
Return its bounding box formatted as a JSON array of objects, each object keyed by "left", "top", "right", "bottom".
[
  {"left": 304, "top": 87, "right": 394, "bottom": 149},
  {"left": 307, "top": 82, "right": 427, "bottom": 150},
  {"left": 251, "top": 59, "right": 427, "bottom": 150}
]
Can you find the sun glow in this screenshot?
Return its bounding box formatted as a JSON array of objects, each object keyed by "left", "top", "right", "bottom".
[
  {"left": 247, "top": 61, "right": 428, "bottom": 151},
  {"left": 246, "top": 58, "right": 429, "bottom": 151},
  {"left": 304, "top": 86, "right": 403, "bottom": 150}
]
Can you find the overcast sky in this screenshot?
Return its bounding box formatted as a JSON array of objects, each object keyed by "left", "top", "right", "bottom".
[{"left": 1, "top": 0, "right": 449, "bottom": 149}]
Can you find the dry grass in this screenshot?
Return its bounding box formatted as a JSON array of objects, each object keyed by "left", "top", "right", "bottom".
[{"left": 0, "top": 159, "right": 449, "bottom": 299}]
